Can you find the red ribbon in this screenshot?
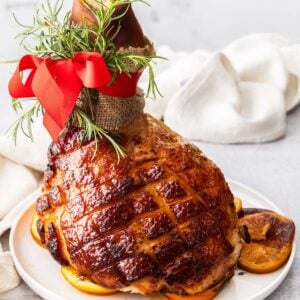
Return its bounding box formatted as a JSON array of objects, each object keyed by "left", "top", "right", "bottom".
[{"left": 8, "top": 52, "right": 142, "bottom": 141}]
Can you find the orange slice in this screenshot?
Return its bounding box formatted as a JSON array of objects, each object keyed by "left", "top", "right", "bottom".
[
  {"left": 165, "top": 289, "right": 217, "bottom": 300},
  {"left": 32, "top": 213, "right": 115, "bottom": 295},
  {"left": 238, "top": 209, "right": 295, "bottom": 274},
  {"left": 61, "top": 265, "right": 116, "bottom": 295},
  {"left": 234, "top": 197, "right": 243, "bottom": 216},
  {"left": 165, "top": 276, "right": 229, "bottom": 300},
  {"left": 30, "top": 213, "right": 46, "bottom": 248}
]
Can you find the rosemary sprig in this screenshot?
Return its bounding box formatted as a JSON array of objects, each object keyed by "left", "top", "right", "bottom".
[
  {"left": 14, "top": 0, "right": 161, "bottom": 93},
  {"left": 73, "top": 106, "right": 126, "bottom": 161},
  {"left": 10, "top": 0, "right": 163, "bottom": 160},
  {"left": 8, "top": 100, "right": 42, "bottom": 143}
]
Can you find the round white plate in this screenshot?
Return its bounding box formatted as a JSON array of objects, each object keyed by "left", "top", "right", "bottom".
[{"left": 10, "top": 179, "right": 296, "bottom": 300}]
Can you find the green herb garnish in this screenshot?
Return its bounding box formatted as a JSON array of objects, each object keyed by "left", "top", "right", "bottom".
[{"left": 9, "top": 0, "right": 164, "bottom": 160}]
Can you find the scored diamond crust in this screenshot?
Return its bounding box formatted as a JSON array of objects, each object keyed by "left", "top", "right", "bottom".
[{"left": 35, "top": 114, "right": 240, "bottom": 295}]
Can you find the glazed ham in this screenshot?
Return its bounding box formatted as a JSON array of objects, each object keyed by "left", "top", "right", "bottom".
[
  {"left": 32, "top": 0, "right": 241, "bottom": 296},
  {"left": 34, "top": 114, "right": 241, "bottom": 295}
]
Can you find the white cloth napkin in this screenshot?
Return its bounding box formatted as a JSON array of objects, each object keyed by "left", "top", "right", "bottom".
[
  {"left": 0, "top": 122, "right": 50, "bottom": 219},
  {"left": 0, "top": 243, "right": 21, "bottom": 293},
  {"left": 1, "top": 33, "right": 300, "bottom": 293},
  {"left": 0, "top": 123, "right": 49, "bottom": 293},
  {"left": 143, "top": 34, "right": 300, "bottom": 143}
]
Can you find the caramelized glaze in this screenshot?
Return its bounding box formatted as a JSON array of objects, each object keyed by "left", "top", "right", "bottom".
[{"left": 34, "top": 114, "right": 241, "bottom": 295}]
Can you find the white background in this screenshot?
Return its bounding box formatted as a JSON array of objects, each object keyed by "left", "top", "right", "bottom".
[
  {"left": 135, "top": 0, "right": 300, "bottom": 50},
  {"left": 1, "top": 0, "right": 300, "bottom": 58}
]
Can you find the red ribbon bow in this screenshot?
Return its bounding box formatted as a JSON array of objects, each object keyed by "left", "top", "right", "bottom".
[{"left": 8, "top": 52, "right": 142, "bottom": 141}]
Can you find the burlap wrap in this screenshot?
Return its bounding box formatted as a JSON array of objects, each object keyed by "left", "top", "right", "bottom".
[
  {"left": 76, "top": 38, "right": 155, "bottom": 131},
  {"left": 95, "top": 88, "right": 145, "bottom": 131}
]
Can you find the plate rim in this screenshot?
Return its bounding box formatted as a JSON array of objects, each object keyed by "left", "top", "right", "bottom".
[
  {"left": 9, "top": 179, "right": 296, "bottom": 300},
  {"left": 227, "top": 179, "right": 296, "bottom": 300},
  {"left": 228, "top": 179, "right": 283, "bottom": 214},
  {"left": 10, "top": 190, "right": 66, "bottom": 300}
]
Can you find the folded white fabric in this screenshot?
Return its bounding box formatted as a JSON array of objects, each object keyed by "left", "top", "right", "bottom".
[
  {"left": 148, "top": 34, "right": 300, "bottom": 143},
  {"left": 0, "top": 156, "right": 42, "bottom": 220},
  {"left": 164, "top": 52, "right": 286, "bottom": 143},
  {"left": 143, "top": 48, "right": 210, "bottom": 119},
  {"left": 0, "top": 121, "right": 50, "bottom": 220},
  {"left": 0, "top": 120, "right": 51, "bottom": 172},
  {"left": 223, "top": 34, "right": 299, "bottom": 112},
  {"left": 0, "top": 123, "right": 48, "bottom": 293},
  {"left": 0, "top": 243, "right": 20, "bottom": 293}
]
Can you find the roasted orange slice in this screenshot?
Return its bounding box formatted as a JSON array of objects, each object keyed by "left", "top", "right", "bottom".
[
  {"left": 238, "top": 209, "right": 295, "bottom": 273},
  {"left": 31, "top": 213, "right": 46, "bottom": 248},
  {"left": 61, "top": 265, "right": 116, "bottom": 295},
  {"left": 165, "top": 275, "right": 230, "bottom": 300},
  {"left": 234, "top": 197, "right": 243, "bottom": 216},
  {"left": 32, "top": 213, "right": 115, "bottom": 295},
  {"left": 165, "top": 289, "right": 218, "bottom": 300}
]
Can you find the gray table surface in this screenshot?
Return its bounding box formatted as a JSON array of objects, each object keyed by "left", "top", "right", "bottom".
[{"left": 0, "top": 105, "right": 299, "bottom": 300}]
